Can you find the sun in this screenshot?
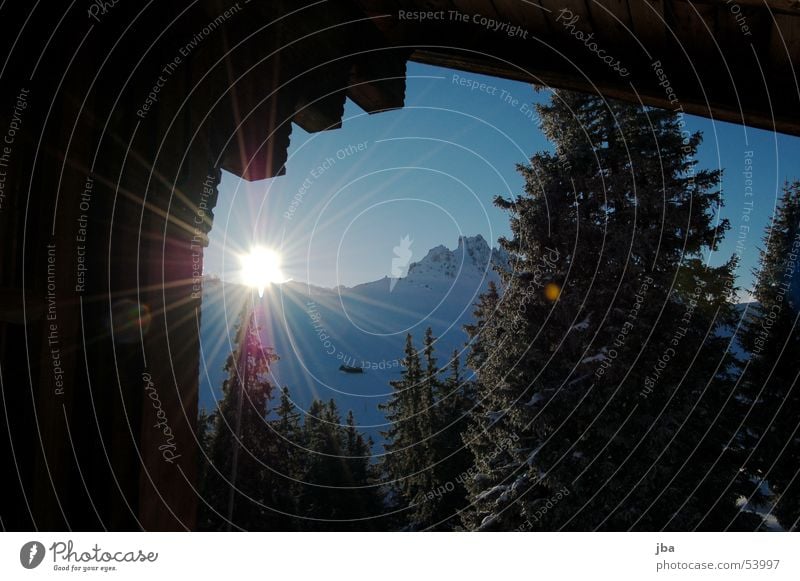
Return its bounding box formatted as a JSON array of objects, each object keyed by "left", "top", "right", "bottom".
[{"left": 239, "top": 246, "right": 288, "bottom": 296}]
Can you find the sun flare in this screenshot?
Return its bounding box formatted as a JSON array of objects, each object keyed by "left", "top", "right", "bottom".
[{"left": 239, "top": 246, "right": 288, "bottom": 296}]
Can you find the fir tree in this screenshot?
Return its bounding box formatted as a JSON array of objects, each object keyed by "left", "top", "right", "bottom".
[
  {"left": 461, "top": 280, "right": 521, "bottom": 530},
  {"left": 464, "top": 90, "right": 743, "bottom": 531},
  {"left": 196, "top": 407, "right": 213, "bottom": 494},
  {"left": 463, "top": 281, "right": 500, "bottom": 373},
  {"left": 412, "top": 328, "right": 440, "bottom": 526},
  {"left": 268, "top": 386, "right": 307, "bottom": 530},
  {"left": 732, "top": 181, "right": 800, "bottom": 530},
  {"left": 379, "top": 333, "right": 430, "bottom": 528},
  {"left": 427, "top": 348, "right": 475, "bottom": 530},
  {"left": 344, "top": 410, "right": 371, "bottom": 488},
  {"left": 298, "top": 399, "right": 346, "bottom": 526},
  {"left": 298, "top": 399, "right": 380, "bottom": 529},
  {"left": 342, "top": 410, "right": 383, "bottom": 524},
  {"left": 199, "top": 304, "right": 279, "bottom": 530},
  {"left": 381, "top": 330, "right": 475, "bottom": 530}
]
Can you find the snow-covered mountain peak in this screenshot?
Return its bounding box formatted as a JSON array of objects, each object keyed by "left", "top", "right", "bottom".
[
  {"left": 456, "top": 234, "right": 491, "bottom": 264},
  {"left": 457, "top": 233, "right": 487, "bottom": 249},
  {"left": 403, "top": 234, "right": 505, "bottom": 285}
]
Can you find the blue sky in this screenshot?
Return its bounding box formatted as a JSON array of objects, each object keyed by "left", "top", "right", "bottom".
[{"left": 204, "top": 62, "right": 800, "bottom": 297}]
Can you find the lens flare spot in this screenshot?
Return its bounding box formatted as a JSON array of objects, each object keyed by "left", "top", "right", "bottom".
[
  {"left": 544, "top": 282, "right": 561, "bottom": 302},
  {"left": 108, "top": 300, "right": 152, "bottom": 344}
]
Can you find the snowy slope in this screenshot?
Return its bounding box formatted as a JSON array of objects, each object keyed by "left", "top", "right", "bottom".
[{"left": 199, "top": 235, "right": 507, "bottom": 442}]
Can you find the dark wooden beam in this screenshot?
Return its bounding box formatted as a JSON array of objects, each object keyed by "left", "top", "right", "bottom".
[{"left": 348, "top": 50, "right": 408, "bottom": 113}]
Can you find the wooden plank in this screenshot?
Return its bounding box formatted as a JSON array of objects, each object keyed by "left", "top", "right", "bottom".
[
  {"left": 408, "top": 48, "right": 800, "bottom": 135},
  {"left": 707, "top": 0, "right": 775, "bottom": 63},
  {"left": 694, "top": 0, "right": 800, "bottom": 15},
  {"left": 451, "top": 0, "right": 500, "bottom": 19},
  {"left": 492, "top": 0, "right": 551, "bottom": 38},
  {"left": 0, "top": 288, "right": 43, "bottom": 323},
  {"left": 770, "top": 13, "right": 800, "bottom": 72},
  {"left": 219, "top": 62, "right": 292, "bottom": 181},
  {"left": 668, "top": 0, "right": 718, "bottom": 62},
  {"left": 538, "top": 0, "right": 594, "bottom": 36},
  {"left": 293, "top": 60, "right": 349, "bottom": 132},
  {"left": 293, "top": 92, "right": 347, "bottom": 132},
  {"left": 628, "top": 0, "right": 667, "bottom": 55},
  {"left": 533, "top": 0, "right": 600, "bottom": 73},
  {"left": 586, "top": 0, "right": 633, "bottom": 45},
  {"left": 348, "top": 51, "right": 407, "bottom": 113}
]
